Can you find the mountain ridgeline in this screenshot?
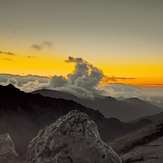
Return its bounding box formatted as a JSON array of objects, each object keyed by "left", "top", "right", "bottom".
[
  {"left": 0, "top": 84, "right": 152, "bottom": 157},
  {"left": 32, "top": 89, "right": 162, "bottom": 121}
]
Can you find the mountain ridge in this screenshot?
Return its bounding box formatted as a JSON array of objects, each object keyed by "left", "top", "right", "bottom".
[
  {"left": 32, "top": 88, "right": 162, "bottom": 121},
  {"left": 0, "top": 84, "right": 152, "bottom": 157}
]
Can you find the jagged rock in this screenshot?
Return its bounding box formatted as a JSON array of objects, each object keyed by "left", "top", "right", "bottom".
[
  {"left": 0, "top": 133, "right": 22, "bottom": 163},
  {"left": 0, "top": 133, "right": 18, "bottom": 156},
  {"left": 26, "top": 110, "right": 122, "bottom": 163}
]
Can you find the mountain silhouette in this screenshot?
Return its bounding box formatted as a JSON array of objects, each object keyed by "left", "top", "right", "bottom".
[
  {"left": 32, "top": 89, "right": 162, "bottom": 121},
  {"left": 129, "top": 111, "right": 163, "bottom": 123},
  {"left": 0, "top": 84, "right": 152, "bottom": 158}
]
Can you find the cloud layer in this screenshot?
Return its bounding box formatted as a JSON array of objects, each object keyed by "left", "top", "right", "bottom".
[
  {"left": 0, "top": 56, "right": 163, "bottom": 102},
  {"left": 0, "top": 74, "right": 49, "bottom": 92},
  {"left": 49, "top": 56, "right": 103, "bottom": 98}
]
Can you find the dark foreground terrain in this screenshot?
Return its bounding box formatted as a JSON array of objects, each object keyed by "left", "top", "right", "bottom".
[
  {"left": 0, "top": 84, "right": 151, "bottom": 158},
  {"left": 110, "top": 121, "right": 163, "bottom": 162},
  {"left": 0, "top": 84, "right": 163, "bottom": 162},
  {"left": 121, "top": 136, "right": 163, "bottom": 163},
  {"left": 0, "top": 111, "right": 122, "bottom": 163}
]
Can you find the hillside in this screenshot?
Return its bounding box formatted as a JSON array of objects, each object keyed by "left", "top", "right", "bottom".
[
  {"left": 32, "top": 89, "right": 162, "bottom": 121},
  {"left": 129, "top": 111, "right": 163, "bottom": 123},
  {"left": 0, "top": 84, "right": 152, "bottom": 158},
  {"left": 110, "top": 120, "right": 163, "bottom": 162}
]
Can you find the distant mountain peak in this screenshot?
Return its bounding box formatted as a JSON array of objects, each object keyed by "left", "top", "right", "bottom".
[
  {"left": 0, "top": 84, "right": 19, "bottom": 90},
  {"left": 0, "top": 84, "right": 22, "bottom": 96}
]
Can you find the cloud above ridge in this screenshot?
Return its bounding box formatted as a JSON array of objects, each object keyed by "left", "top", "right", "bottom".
[
  {"left": 49, "top": 56, "right": 104, "bottom": 98},
  {"left": 0, "top": 56, "right": 163, "bottom": 101}
]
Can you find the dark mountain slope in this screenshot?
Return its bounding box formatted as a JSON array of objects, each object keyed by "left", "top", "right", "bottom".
[
  {"left": 129, "top": 111, "right": 163, "bottom": 123},
  {"left": 33, "top": 89, "right": 79, "bottom": 101},
  {"left": 32, "top": 89, "right": 162, "bottom": 121},
  {"left": 0, "top": 84, "right": 152, "bottom": 158},
  {"left": 110, "top": 120, "right": 163, "bottom": 162}
]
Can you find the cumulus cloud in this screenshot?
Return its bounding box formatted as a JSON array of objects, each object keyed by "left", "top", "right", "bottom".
[
  {"left": 0, "top": 56, "right": 104, "bottom": 98},
  {"left": 31, "top": 41, "right": 53, "bottom": 50},
  {"left": 48, "top": 56, "right": 163, "bottom": 100},
  {"left": 48, "top": 56, "right": 104, "bottom": 98},
  {"left": 0, "top": 56, "right": 163, "bottom": 102},
  {"left": 49, "top": 76, "right": 68, "bottom": 88}
]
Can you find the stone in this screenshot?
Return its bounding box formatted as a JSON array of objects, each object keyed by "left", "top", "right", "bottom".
[
  {"left": 0, "top": 133, "right": 18, "bottom": 156},
  {"left": 0, "top": 133, "right": 22, "bottom": 163},
  {"left": 25, "top": 110, "right": 121, "bottom": 163}
]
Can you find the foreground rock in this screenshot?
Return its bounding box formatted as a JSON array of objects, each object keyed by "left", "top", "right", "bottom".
[
  {"left": 0, "top": 133, "right": 18, "bottom": 156},
  {"left": 0, "top": 133, "right": 22, "bottom": 163},
  {"left": 26, "top": 110, "right": 121, "bottom": 163}
]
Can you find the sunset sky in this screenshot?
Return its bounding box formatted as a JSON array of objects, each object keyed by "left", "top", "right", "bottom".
[{"left": 0, "top": 0, "right": 163, "bottom": 86}]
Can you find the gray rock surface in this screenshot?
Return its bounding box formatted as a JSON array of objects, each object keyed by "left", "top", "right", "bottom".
[
  {"left": 0, "top": 133, "right": 18, "bottom": 156},
  {"left": 0, "top": 133, "right": 22, "bottom": 163},
  {"left": 25, "top": 110, "right": 121, "bottom": 163}
]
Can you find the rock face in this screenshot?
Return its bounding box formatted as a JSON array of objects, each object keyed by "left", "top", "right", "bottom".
[
  {"left": 0, "top": 133, "right": 18, "bottom": 156},
  {"left": 26, "top": 110, "right": 121, "bottom": 163},
  {"left": 0, "top": 133, "right": 22, "bottom": 163}
]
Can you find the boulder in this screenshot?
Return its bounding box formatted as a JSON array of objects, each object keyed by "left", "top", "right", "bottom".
[
  {"left": 0, "top": 133, "right": 18, "bottom": 156},
  {"left": 0, "top": 133, "right": 22, "bottom": 163},
  {"left": 26, "top": 110, "right": 121, "bottom": 163}
]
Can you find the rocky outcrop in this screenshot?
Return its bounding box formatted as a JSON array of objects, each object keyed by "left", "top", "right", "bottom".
[
  {"left": 0, "top": 84, "right": 152, "bottom": 157},
  {"left": 26, "top": 110, "right": 121, "bottom": 163},
  {"left": 0, "top": 133, "right": 18, "bottom": 156},
  {"left": 0, "top": 133, "right": 22, "bottom": 163}
]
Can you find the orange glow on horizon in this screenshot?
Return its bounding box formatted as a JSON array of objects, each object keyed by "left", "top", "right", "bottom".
[
  {"left": 100, "top": 76, "right": 163, "bottom": 87},
  {"left": 1, "top": 50, "right": 163, "bottom": 87}
]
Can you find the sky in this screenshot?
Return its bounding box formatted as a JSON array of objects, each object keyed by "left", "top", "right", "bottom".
[{"left": 0, "top": 0, "right": 163, "bottom": 97}]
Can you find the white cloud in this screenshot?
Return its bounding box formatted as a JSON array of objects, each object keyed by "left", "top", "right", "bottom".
[
  {"left": 21, "top": 80, "right": 49, "bottom": 92},
  {"left": 49, "top": 76, "right": 68, "bottom": 88},
  {"left": 48, "top": 56, "right": 103, "bottom": 98},
  {"left": 0, "top": 74, "right": 50, "bottom": 92},
  {"left": 0, "top": 57, "right": 163, "bottom": 102},
  {"left": 100, "top": 83, "right": 163, "bottom": 102}
]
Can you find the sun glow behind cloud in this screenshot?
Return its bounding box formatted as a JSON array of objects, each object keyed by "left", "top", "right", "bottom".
[
  {"left": 1, "top": 56, "right": 163, "bottom": 107},
  {"left": 1, "top": 50, "right": 163, "bottom": 86},
  {"left": 1, "top": 0, "right": 163, "bottom": 87}
]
